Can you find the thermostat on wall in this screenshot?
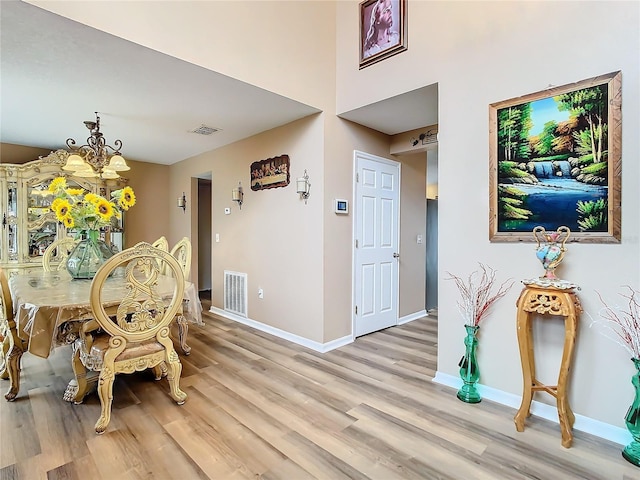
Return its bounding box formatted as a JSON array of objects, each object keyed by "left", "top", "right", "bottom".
[{"left": 334, "top": 199, "right": 348, "bottom": 214}]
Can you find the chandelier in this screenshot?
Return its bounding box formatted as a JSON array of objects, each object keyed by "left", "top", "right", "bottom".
[{"left": 63, "top": 112, "right": 130, "bottom": 179}]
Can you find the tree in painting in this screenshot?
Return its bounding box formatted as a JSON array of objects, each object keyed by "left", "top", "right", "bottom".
[{"left": 496, "top": 82, "right": 610, "bottom": 233}]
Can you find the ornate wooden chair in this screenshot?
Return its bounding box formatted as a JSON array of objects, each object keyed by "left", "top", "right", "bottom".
[
  {"left": 164, "top": 237, "right": 193, "bottom": 355},
  {"left": 71, "top": 242, "right": 187, "bottom": 434},
  {"left": 168, "top": 237, "right": 192, "bottom": 279},
  {"left": 151, "top": 236, "right": 169, "bottom": 251},
  {"left": 151, "top": 236, "right": 170, "bottom": 278},
  {"left": 42, "top": 237, "right": 78, "bottom": 272},
  {"left": 0, "top": 268, "right": 13, "bottom": 381},
  {"left": 0, "top": 268, "right": 27, "bottom": 401}
]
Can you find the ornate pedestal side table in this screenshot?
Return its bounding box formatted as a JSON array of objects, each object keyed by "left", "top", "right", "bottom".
[{"left": 514, "top": 280, "right": 582, "bottom": 448}]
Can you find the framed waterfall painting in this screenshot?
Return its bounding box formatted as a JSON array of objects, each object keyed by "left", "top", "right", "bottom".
[{"left": 488, "top": 71, "right": 622, "bottom": 243}]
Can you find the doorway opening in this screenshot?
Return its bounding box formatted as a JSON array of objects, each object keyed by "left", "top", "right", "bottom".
[{"left": 196, "top": 176, "right": 212, "bottom": 305}]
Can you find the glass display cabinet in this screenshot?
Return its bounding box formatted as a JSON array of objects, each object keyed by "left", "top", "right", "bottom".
[{"left": 0, "top": 150, "right": 127, "bottom": 274}]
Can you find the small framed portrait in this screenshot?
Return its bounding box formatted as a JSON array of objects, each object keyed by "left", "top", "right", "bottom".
[{"left": 359, "top": 0, "right": 407, "bottom": 69}]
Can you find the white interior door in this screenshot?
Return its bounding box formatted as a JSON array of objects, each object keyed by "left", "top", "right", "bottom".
[{"left": 354, "top": 151, "right": 400, "bottom": 337}]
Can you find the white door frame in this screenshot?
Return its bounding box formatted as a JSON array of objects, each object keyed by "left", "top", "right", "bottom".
[{"left": 352, "top": 150, "right": 401, "bottom": 337}]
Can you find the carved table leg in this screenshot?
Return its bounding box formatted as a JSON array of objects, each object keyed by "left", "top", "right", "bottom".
[
  {"left": 65, "top": 345, "right": 100, "bottom": 403},
  {"left": 152, "top": 362, "right": 168, "bottom": 380},
  {"left": 176, "top": 315, "right": 191, "bottom": 356},
  {"left": 63, "top": 372, "right": 99, "bottom": 403}
]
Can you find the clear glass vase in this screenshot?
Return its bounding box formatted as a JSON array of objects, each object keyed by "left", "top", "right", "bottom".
[
  {"left": 457, "top": 324, "right": 482, "bottom": 403},
  {"left": 623, "top": 357, "right": 640, "bottom": 467},
  {"left": 66, "top": 230, "right": 114, "bottom": 279}
]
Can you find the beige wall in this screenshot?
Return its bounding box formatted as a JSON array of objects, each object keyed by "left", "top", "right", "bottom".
[
  {"left": 123, "top": 160, "right": 171, "bottom": 248},
  {"left": 169, "top": 115, "right": 327, "bottom": 342},
  {"left": 0, "top": 143, "right": 53, "bottom": 164},
  {"left": 338, "top": 0, "right": 640, "bottom": 430}
]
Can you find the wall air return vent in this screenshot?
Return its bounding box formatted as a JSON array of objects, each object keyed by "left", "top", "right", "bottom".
[
  {"left": 224, "top": 270, "right": 247, "bottom": 317},
  {"left": 189, "top": 124, "right": 220, "bottom": 135}
]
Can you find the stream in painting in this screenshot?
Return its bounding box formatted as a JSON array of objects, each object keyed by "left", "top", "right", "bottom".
[{"left": 500, "top": 161, "right": 608, "bottom": 232}]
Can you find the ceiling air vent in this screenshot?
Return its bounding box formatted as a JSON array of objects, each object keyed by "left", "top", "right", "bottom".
[{"left": 189, "top": 124, "right": 220, "bottom": 135}]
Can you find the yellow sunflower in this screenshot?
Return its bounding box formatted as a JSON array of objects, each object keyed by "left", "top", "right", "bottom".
[
  {"left": 53, "top": 199, "right": 72, "bottom": 221},
  {"left": 48, "top": 177, "right": 67, "bottom": 193},
  {"left": 119, "top": 186, "right": 136, "bottom": 210},
  {"left": 65, "top": 188, "right": 84, "bottom": 196},
  {"left": 95, "top": 199, "right": 114, "bottom": 220},
  {"left": 63, "top": 215, "right": 74, "bottom": 228},
  {"left": 84, "top": 193, "right": 100, "bottom": 204}
]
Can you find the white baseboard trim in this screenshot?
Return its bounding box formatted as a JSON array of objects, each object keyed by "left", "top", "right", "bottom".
[
  {"left": 398, "top": 309, "right": 427, "bottom": 325},
  {"left": 432, "top": 371, "right": 631, "bottom": 447},
  {"left": 209, "top": 306, "right": 353, "bottom": 353}
]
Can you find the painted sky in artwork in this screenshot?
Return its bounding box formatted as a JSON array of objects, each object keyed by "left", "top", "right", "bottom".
[{"left": 528, "top": 97, "right": 570, "bottom": 136}]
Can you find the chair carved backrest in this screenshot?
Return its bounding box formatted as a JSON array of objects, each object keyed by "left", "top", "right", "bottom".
[
  {"left": 83, "top": 241, "right": 187, "bottom": 433},
  {"left": 151, "top": 236, "right": 170, "bottom": 275},
  {"left": 42, "top": 237, "right": 77, "bottom": 272},
  {"left": 167, "top": 237, "right": 192, "bottom": 279},
  {"left": 91, "top": 242, "right": 185, "bottom": 345},
  {"left": 151, "top": 236, "right": 169, "bottom": 252}
]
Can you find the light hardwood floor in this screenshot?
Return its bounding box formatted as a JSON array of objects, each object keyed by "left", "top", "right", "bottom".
[{"left": 1, "top": 302, "right": 637, "bottom": 479}]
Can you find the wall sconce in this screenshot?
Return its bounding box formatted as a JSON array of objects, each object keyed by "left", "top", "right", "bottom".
[
  {"left": 296, "top": 169, "right": 311, "bottom": 204},
  {"left": 232, "top": 182, "right": 243, "bottom": 209},
  {"left": 177, "top": 192, "right": 187, "bottom": 212}
]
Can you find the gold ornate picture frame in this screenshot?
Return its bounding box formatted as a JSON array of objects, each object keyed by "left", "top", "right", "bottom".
[{"left": 489, "top": 71, "right": 622, "bottom": 243}]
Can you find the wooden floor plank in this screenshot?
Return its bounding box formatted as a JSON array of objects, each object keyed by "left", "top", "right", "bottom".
[{"left": 0, "top": 304, "right": 637, "bottom": 479}]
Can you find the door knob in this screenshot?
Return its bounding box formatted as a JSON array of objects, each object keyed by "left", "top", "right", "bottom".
[{"left": 393, "top": 252, "right": 400, "bottom": 258}]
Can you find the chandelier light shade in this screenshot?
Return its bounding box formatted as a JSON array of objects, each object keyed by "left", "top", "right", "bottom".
[{"left": 63, "top": 112, "right": 129, "bottom": 178}]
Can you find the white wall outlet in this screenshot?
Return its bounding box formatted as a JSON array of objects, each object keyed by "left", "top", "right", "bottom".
[
  {"left": 215, "top": 233, "right": 220, "bottom": 243},
  {"left": 224, "top": 207, "right": 231, "bottom": 215},
  {"left": 258, "top": 288, "right": 264, "bottom": 299},
  {"left": 417, "top": 234, "right": 423, "bottom": 244}
]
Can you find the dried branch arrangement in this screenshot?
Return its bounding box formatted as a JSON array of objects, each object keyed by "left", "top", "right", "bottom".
[
  {"left": 446, "top": 263, "right": 514, "bottom": 327},
  {"left": 595, "top": 286, "right": 640, "bottom": 359}
]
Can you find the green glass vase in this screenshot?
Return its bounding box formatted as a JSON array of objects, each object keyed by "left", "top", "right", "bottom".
[
  {"left": 622, "top": 357, "right": 640, "bottom": 467},
  {"left": 457, "top": 324, "right": 481, "bottom": 403},
  {"left": 66, "top": 230, "right": 113, "bottom": 279}
]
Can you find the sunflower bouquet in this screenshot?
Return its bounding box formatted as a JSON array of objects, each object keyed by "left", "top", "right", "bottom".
[{"left": 47, "top": 176, "right": 136, "bottom": 234}]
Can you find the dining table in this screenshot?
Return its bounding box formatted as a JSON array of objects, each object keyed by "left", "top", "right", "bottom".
[{"left": 5, "top": 269, "right": 203, "bottom": 402}]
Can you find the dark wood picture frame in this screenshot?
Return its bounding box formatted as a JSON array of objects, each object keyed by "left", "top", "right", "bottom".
[
  {"left": 489, "top": 71, "right": 622, "bottom": 243},
  {"left": 359, "top": 0, "right": 407, "bottom": 69},
  {"left": 250, "top": 154, "right": 290, "bottom": 191}
]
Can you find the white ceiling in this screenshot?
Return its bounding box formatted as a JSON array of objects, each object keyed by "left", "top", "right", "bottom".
[{"left": 1, "top": 1, "right": 438, "bottom": 166}]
